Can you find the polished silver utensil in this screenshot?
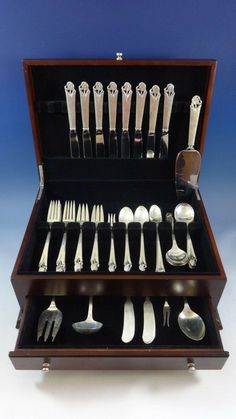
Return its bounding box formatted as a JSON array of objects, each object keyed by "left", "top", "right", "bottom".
[
  {"left": 108, "top": 213, "right": 117, "bottom": 272},
  {"left": 121, "top": 297, "right": 135, "bottom": 343},
  {"left": 74, "top": 203, "right": 89, "bottom": 272},
  {"left": 146, "top": 85, "right": 161, "bottom": 158},
  {"left": 165, "top": 212, "right": 188, "bottom": 266},
  {"left": 37, "top": 297, "right": 63, "bottom": 342},
  {"left": 107, "top": 82, "right": 118, "bottom": 157},
  {"left": 119, "top": 207, "right": 134, "bottom": 272},
  {"left": 72, "top": 297, "right": 103, "bottom": 334},
  {"left": 133, "top": 82, "right": 147, "bottom": 158},
  {"left": 175, "top": 95, "right": 202, "bottom": 199},
  {"left": 93, "top": 82, "right": 105, "bottom": 157},
  {"left": 142, "top": 297, "right": 156, "bottom": 344},
  {"left": 38, "top": 200, "right": 62, "bottom": 272},
  {"left": 163, "top": 299, "right": 170, "bottom": 327},
  {"left": 134, "top": 206, "right": 149, "bottom": 271},
  {"left": 174, "top": 203, "right": 197, "bottom": 269},
  {"left": 178, "top": 298, "right": 206, "bottom": 341},
  {"left": 121, "top": 82, "right": 132, "bottom": 158},
  {"left": 79, "top": 81, "right": 92, "bottom": 158},
  {"left": 56, "top": 201, "right": 76, "bottom": 272},
  {"left": 64, "top": 81, "right": 80, "bottom": 157},
  {"left": 159, "top": 83, "right": 175, "bottom": 159},
  {"left": 149, "top": 204, "right": 165, "bottom": 272},
  {"left": 90, "top": 205, "right": 104, "bottom": 271}
]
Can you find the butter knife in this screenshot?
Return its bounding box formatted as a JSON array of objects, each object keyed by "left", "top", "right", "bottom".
[
  {"left": 93, "top": 82, "right": 105, "bottom": 157},
  {"left": 142, "top": 297, "right": 156, "bottom": 344},
  {"left": 107, "top": 81, "right": 118, "bottom": 157},
  {"left": 79, "top": 81, "right": 92, "bottom": 158},
  {"left": 159, "top": 83, "right": 175, "bottom": 159},
  {"left": 133, "top": 82, "right": 147, "bottom": 158},
  {"left": 121, "top": 297, "right": 135, "bottom": 343},
  {"left": 146, "top": 85, "right": 161, "bottom": 158},
  {"left": 121, "top": 82, "right": 132, "bottom": 158},
  {"left": 64, "top": 81, "right": 80, "bottom": 158}
]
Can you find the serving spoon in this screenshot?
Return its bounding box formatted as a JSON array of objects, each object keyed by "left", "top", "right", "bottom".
[
  {"left": 174, "top": 203, "right": 197, "bottom": 269},
  {"left": 178, "top": 298, "right": 206, "bottom": 341},
  {"left": 72, "top": 297, "right": 103, "bottom": 335},
  {"left": 165, "top": 213, "right": 188, "bottom": 266},
  {"left": 149, "top": 204, "right": 165, "bottom": 272},
  {"left": 134, "top": 206, "right": 149, "bottom": 271},
  {"left": 119, "top": 207, "right": 134, "bottom": 272}
]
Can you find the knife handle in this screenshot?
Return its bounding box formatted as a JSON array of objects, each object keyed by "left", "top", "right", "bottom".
[
  {"left": 149, "top": 85, "right": 161, "bottom": 133},
  {"left": 107, "top": 81, "right": 118, "bottom": 131},
  {"left": 79, "top": 81, "right": 90, "bottom": 129},
  {"left": 135, "top": 82, "right": 147, "bottom": 130},
  {"left": 163, "top": 83, "right": 175, "bottom": 131},
  {"left": 64, "top": 82, "right": 76, "bottom": 130},
  {"left": 122, "top": 82, "right": 132, "bottom": 130},
  {"left": 93, "top": 82, "right": 104, "bottom": 130},
  {"left": 188, "top": 95, "right": 202, "bottom": 149}
]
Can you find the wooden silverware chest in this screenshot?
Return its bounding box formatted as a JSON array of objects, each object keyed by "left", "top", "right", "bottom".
[{"left": 9, "top": 57, "right": 229, "bottom": 371}]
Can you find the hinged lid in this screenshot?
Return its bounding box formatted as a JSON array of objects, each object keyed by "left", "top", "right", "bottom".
[{"left": 23, "top": 59, "right": 216, "bottom": 183}]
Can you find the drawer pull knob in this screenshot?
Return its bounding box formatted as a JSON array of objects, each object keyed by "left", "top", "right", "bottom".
[
  {"left": 42, "top": 362, "right": 50, "bottom": 372},
  {"left": 187, "top": 362, "right": 196, "bottom": 372}
]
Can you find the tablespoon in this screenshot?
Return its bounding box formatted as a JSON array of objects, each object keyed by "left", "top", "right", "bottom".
[
  {"left": 174, "top": 203, "right": 197, "bottom": 269},
  {"left": 72, "top": 296, "right": 103, "bottom": 335},
  {"left": 149, "top": 205, "right": 165, "bottom": 272},
  {"left": 134, "top": 206, "right": 149, "bottom": 271},
  {"left": 119, "top": 207, "right": 134, "bottom": 272},
  {"left": 165, "top": 213, "right": 188, "bottom": 266},
  {"left": 178, "top": 298, "right": 205, "bottom": 341}
]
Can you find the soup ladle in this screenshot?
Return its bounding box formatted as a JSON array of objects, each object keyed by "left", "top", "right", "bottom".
[
  {"left": 178, "top": 298, "right": 206, "bottom": 341},
  {"left": 72, "top": 297, "right": 103, "bottom": 335}
]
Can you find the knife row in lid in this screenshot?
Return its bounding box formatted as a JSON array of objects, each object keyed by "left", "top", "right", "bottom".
[{"left": 64, "top": 80, "right": 175, "bottom": 159}]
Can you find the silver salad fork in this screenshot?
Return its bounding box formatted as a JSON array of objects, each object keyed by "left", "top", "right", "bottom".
[
  {"left": 74, "top": 203, "right": 89, "bottom": 272},
  {"left": 38, "top": 200, "right": 62, "bottom": 272},
  {"left": 108, "top": 213, "right": 117, "bottom": 272},
  {"left": 37, "top": 297, "right": 63, "bottom": 342},
  {"left": 90, "top": 205, "right": 104, "bottom": 271},
  {"left": 56, "top": 200, "right": 75, "bottom": 272}
]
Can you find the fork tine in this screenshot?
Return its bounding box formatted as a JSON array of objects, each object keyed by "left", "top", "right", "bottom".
[
  {"left": 47, "top": 201, "right": 53, "bottom": 221},
  {"left": 91, "top": 205, "right": 96, "bottom": 222},
  {"left": 37, "top": 313, "right": 46, "bottom": 341},
  {"left": 85, "top": 204, "right": 89, "bottom": 221},
  {"left": 72, "top": 201, "right": 76, "bottom": 221},
  {"left": 113, "top": 214, "right": 116, "bottom": 223},
  {"left": 108, "top": 213, "right": 110, "bottom": 223},
  {"left": 77, "top": 204, "right": 81, "bottom": 222},
  {"left": 81, "top": 203, "right": 85, "bottom": 222},
  {"left": 100, "top": 205, "right": 104, "bottom": 222},
  {"left": 43, "top": 318, "right": 53, "bottom": 342},
  {"left": 51, "top": 312, "right": 63, "bottom": 342},
  {"left": 63, "top": 201, "right": 68, "bottom": 221},
  {"left": 58, "top": 200, "right": 62, "bottom": 221},
  {"left": 95, "top": 205, "right": 100, "bottom": 222}
]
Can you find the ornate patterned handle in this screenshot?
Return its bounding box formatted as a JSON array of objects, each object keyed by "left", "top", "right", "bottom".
[
  {"left": 107, "top": 81, "right": 118, "bottom": 131},
  {"left": 163, "top": 83, "right": 175, "bottom": 131},
  {"left": 64, "top": 81, "right": 76, "bottom": 130},
  {"left": 188, "top": 95, "right": 202, "bottom": 149},
  {"left": 122, "top": 82, "right": 132, "bottom": 130},
  {"left": 93, "top": 82, "right": 104, "bottom": 130},
  {"left": 79, "top": 81, "right": 90, "bottom": 130},
  {"left": 135, "top": 82, "right": 147, "bottom": 130},
  {"left": 149, "top": 85, "right": 161, "bottom": 133}
]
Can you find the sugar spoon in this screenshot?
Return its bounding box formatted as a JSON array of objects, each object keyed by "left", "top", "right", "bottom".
[{"left": 165, "top": 213, "right": 188, "bottom": 266}]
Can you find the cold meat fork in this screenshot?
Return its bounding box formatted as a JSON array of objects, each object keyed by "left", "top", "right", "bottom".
[{"left": 37, "top": 297, "right": 63, "bottom": 342}]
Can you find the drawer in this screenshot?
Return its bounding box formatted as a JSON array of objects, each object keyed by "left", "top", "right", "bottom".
[{"left": 9, "top": 296, "right": 229, "bottom": 371}]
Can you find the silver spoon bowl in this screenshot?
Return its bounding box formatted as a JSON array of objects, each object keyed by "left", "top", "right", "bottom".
[
  {"left": 72, "top": 297, "right": 103, "bottom": 335},
  {"left": 178, "top": 298, "right": 205, "bottom": 341}
]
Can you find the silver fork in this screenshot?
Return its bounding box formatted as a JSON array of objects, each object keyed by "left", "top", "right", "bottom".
[
  {"left": 108, "top": 213, "right": 117, "bottom": 272},
  {"left": 74, "top": 203, "right": 89, "bottom": 272},
  {"left": 163, "top": 299, "right": 170, "bottom": 327},
  {"left": 90, "top": 205, "right": 104, "bottom": 271},
  {"left": 38, "top": 200, "right": 62, "bottom": 272},
  {"left": 37, "top": 297, "right": 63, "bottom": 342},
  {"left": 56, "top": 200, "right": 76, "bottom": 272}
]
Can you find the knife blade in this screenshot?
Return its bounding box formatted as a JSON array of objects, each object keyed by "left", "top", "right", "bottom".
[
  {"left": 159, "top": 83, "right": 175, "bottom": 159},
  {"left": 79, "top": 81, "right": 92, "bottom": 158},
  {"left": 93, "top": 82, "right": 105, "bottom": 158},
  {"left": 133, "top": 82, "right": 147, "bottom": 158},
  {"left": 146, "top": 85, "right": 161, "bottom": 158},
  {"left": 121, "top": 82, "right": 132, "bottom": 158},
  {"left": 121, "top": 297, "right": 135, "bottom": 343},
  {"left": 142, "top": 297, "right": 156, "bottom": 344},
  {"left": 64, "top": 81, "right": 80, "bottom": 158},
  {"left": 107, "top": 81, "right": 118, "bottom": 157},
  {"left": 175, "top": 95, "right": 202, "bottom": 199}
]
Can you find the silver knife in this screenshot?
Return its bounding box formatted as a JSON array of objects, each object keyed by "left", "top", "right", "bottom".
[
  {"left": 121, "top": 297, "right": 135, "bottom": 343},
  {"left": 159, "top": 83, "right": 175, "bottom": 159},
  {"left": 107, "top": 81, "right": 118, "bottom": 158},
  {"left": 146, "top": 85, "right": 161, "bottom": 158},
  {"left": 121, "top": 82, "right": 132, "bottom": 158},
  {"left": 93, "top": 82, "right": 105, "bottom": 157},
  {"left": 64, "top": 81, "right": 80, "bottom": 158},
  {"left": 133, "top": 82, "right": 147, "bottom": 158},
  {"left": 79, "top": 81, "right": 92, "bottom": 158},
  {"left": 142, "top": 297, "right": 156, "bottom": 344}
]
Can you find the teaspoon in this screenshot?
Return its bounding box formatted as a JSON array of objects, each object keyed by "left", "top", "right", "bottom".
[
  {"left": 119, "top": 207, "right": 134, "bottom": 272},
  {"left": 149, "top": 205, "right": 165, "bottom": 272},
  {"left": 174, "top": 203, "right": 197, "bottom": 269},
  {"left": 178, "top": 298, "right": 205, "bottom": 341},
  {"left": 165, "top": 213, "right": 188, "bottom": 266},
  {"left": 72, "top": 296, "right": 103, "bottom": 334},
  {"left": 134, "top": 206, "right": 149, "bottom": 271}
]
